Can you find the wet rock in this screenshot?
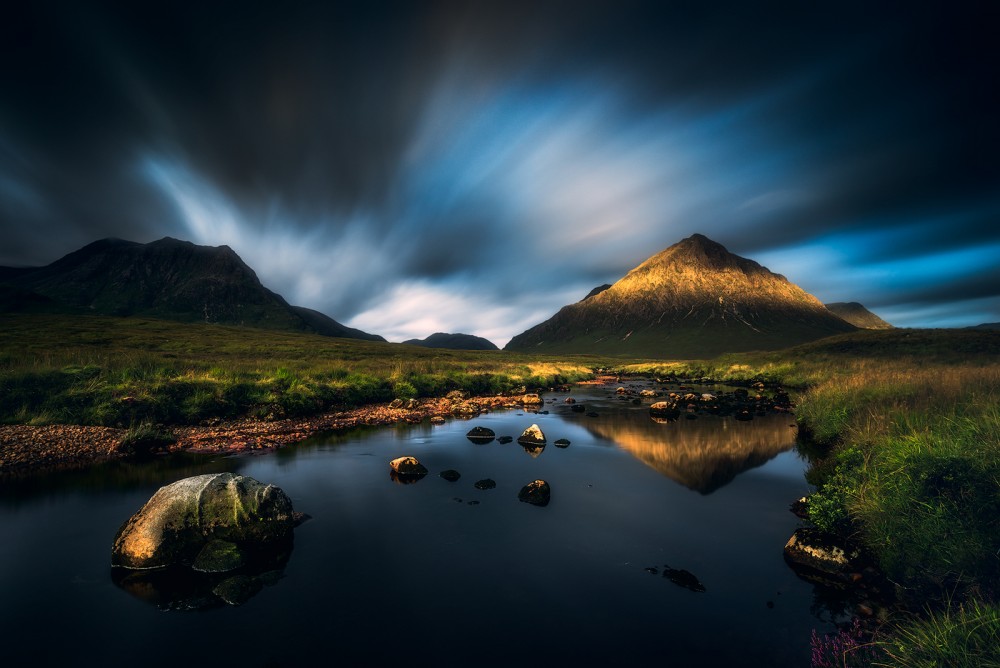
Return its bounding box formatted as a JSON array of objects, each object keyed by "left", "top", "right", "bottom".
[
  {"left": 517, "top": 424, "right": 546, "bottom": 446},
  {"left": 640, "top": 389, "right": 657, "bottom": 397},
  {"left": 212, "top": 574, "right": 262, "bottom": 606},
  {"left": 564, "top": 397, "right": 576, "bottom": 404},
  {"left": 446, "top": 390, "right": 469, "bottom": 400},
  {"left": 663, "top": 566, "right": 706, "bottom": 593},
  {"left": 644, "top": 567, "right": 659, "bottom": 575},
  {"left": 521, "top": 393, "right": 543, "bottom": 405},
  {"left": 440, "top": 469, "right": 461, "bottom": 482},
  {"left": 570, "top": 404, "right": 586, "bottom": 413},
  {"left": 735, "top": 410, "right": 753, "bottom": 421},
  {"left": 111, "top": 473, "right": 295, "bottom": 570},
  {"left": 390, "top": 456, "right": 428, "bottom": 477},
  {"left": 192, "top": 540, "right": 246, "bottom": 573},
  {"left": 586, "top": 412, "right": 599, "bottom": 418},
  {"left": 496, "top": 436, "right": 513, "bottom": 444},
  {"left": 474, "top": 479, "right": 496, "bottom": 490},
  {"left": 389, "top": 398, "right": 405, "bottom": 409},
  {"left": 554, "top": 438, "right": 571, "bottom": 448},
  {"left": 789, "top": 496, "right": 810, "bottom": 519},
  {"left": 429, "top": 416, "right": 446, "bottom": 425},
  {"left": 783, "top": 528, "right": 865, "bottom": 576},
  {"left": 466, "top": 426, "right": 496, "bottom": 443},
  {"left": 518, "top": 479, "right": 551, "bottom": 506}
]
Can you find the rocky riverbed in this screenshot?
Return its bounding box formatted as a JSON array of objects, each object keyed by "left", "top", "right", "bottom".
[{"left": 0, "top": 392, "right": 529, "bottom": 477}]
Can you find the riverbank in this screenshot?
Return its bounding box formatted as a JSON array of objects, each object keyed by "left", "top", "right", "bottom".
[
  {"left": 621, "top": 328, "right": 1000, "bottom": 665},
  {"left": 0, "top": 392, "right": 540, "bottom": 477}
]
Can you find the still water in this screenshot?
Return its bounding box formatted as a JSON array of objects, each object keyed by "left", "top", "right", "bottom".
[{"left": 0, "top": 381, "right": 833, "bottom": 666}]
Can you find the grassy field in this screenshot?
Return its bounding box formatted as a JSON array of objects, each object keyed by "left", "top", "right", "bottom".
[
  {"left": 622, "top": 328, "right": 1000, "bottom": 666},
  {"left": 0, "top": 313, "right": 605, "bottom": 427}
]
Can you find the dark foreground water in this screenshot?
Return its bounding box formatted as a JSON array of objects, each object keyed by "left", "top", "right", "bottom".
[{"left": 0, "top": 381, "right": 836, "bottom": 667}]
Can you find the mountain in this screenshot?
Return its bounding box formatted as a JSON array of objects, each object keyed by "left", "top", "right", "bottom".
[
  {"left": 0, "top": 237, "right": 384, "bottom": 341},
  {"left": 505, "top": 233, "right": 856, "bottom": 358},
  {"left": 825, "top": 302, "right": 893, "bottom": 329},
  {"left": 402, "top": 332, "right": 499, "bottom": 350},
  {"left": 967, "top": 323, "right": 1000, "bottom": 330}
]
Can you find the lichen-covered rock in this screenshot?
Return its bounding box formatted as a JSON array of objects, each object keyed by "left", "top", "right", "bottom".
[
  {"left": 783, "top": 528, "right": 864, "bottom": 575},
  {"left": 389, "top": 456, "right": 428, "bottom": 477},
  {"left": 521, "top": 393, "right": 543, "bottom": 405},
  {"left": 518, "top": 479, "right": 551, "bottom": 507},
  {"left": 517, "top": 424, "right": 546, "bottom": 446},
  {"left": 111, "top": 473, "right": 294, "bottom": 570},
  {"left": 466, "top": 426, "right": 496, "bottom": 443}
]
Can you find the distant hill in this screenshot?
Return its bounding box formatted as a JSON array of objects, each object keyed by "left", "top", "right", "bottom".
[
  {"left": 825, "top": 302, "right": 893, "bottom": 329},
  {"left": 403, "top": 332, "right": 499, "bottom": 350},
  {"left": 505, "top": 233, "right": 856, "bottom": 358},
  {"left": 967, "top": 322, "right": 1000, "bottom": 330},
  {"left": 0, "top": 237, "right": 384, "bottom": 341}
]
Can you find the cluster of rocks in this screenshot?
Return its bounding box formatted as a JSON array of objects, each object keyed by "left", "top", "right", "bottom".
[
  {"left": 639, "top": 383, "right": 793, "bottom": 422},
  {"left": 387, "top": 423, "right": 562, "bottom": 506}
]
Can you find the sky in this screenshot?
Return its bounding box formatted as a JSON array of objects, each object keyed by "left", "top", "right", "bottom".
[{"left": 1, "top": 1, "right": 997, "bottom": 345}]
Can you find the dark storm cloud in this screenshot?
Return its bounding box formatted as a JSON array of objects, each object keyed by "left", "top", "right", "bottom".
[{"left": 1, "top": 0, "right": 997, "bottom": 340}]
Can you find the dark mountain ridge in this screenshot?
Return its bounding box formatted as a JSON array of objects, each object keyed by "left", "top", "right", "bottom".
[
  {"left": 0, "top": 237, "right": 383, "bottom": 341},
  {"left": 505, "top": 233, "right": 856, "bottom": 358},
  {"left": 402, "top": 332, "right": 499, "bottom": 351}
]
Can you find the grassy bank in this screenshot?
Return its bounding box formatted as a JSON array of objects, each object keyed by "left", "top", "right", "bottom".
[
  {"left": 622, "top": 328, "right": 1000, "bottom": 665},
  {"left": 0, "top": 314, "right": 602, "bottom": 427}
]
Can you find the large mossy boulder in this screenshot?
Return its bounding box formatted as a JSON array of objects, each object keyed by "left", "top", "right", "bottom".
[{"left": 111, "top": 473, "right": 295, "bottom": 570}]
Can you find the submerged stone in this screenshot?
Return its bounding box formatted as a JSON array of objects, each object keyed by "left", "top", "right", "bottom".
[
  {"left": 518, "top": 480, "right": 551, "bottom": 507},
  {"left": 474, "top": 479, "right": 496, "bottom": 490},
  {"left": 554, "top": 439, "right": 571, "bottom": 448},
  {"left": 212, "top": 574, "right": 263, "bottom": 606},
  {"left": 440, "top": 469, "right": 462, "bottom": 482},
  {"left": 497, "top": 436, "right": 513, "bottom": 444},
  {"left": 192, "top": 540, "right": 246, "bottom": 573},
  {"left": 663, "top": 566, "right": 706, "bottom": 593},
  {"left": 466, "top": 426, "right": 496, "bottom": 443}
]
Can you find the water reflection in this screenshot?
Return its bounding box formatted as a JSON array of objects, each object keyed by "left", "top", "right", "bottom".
[
  {"left": 584, "top": 412, "right": 797, "bottom": 494},
  {"left": 111, "top": 537, "right": 294, "bottom": 610}
]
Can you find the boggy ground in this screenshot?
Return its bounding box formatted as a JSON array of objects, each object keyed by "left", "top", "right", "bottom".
[{"left": 0, "top": 393, "right": 532, "bottom": 477}]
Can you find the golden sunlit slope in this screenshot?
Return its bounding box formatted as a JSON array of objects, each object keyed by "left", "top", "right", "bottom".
[
  {"left": 505, "top": 233, "right": 856, "bottom": 358},
  {"left": 825, "top": 301, "right": 893, "bottom": 329}
]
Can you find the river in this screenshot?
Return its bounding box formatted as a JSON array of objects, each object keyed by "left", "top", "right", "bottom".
[{"left": 0, "top": 379, "right": 840, "bottom": 666}]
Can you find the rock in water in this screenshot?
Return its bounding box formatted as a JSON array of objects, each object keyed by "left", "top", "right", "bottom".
[
  {"left": 554, "top": 438, "right": 571, "bottom": 448},
  {"left": 783, "top": 528, "right": 865, "bottom": 575},
  {"left": 389, "top": 456, "right": 429, "bottom": 477},
  {"left": 662, "top": 566, "right": 706, "bottom": 593},
  {"left": 474, "top": 479, "right": 497, "bottom": 490},
  {"left": 439, "top": 469, "right": 462, "bottom": 482},
  {"left": 518, "top": 480, "right": 551, "bottom": 506},
  {"left": 466, "top": 426, "right": 496, "bottom": 443},
  {"left": 517, "top": 424, "right": 546, "bottom": 446},
  {"left": 111, "top": 473, "right": 294, "bottom": 570}
]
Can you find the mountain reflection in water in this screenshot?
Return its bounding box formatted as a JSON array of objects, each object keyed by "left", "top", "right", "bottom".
[{"left": 585, "top": 412, "right": 797, "bottom": 494}]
